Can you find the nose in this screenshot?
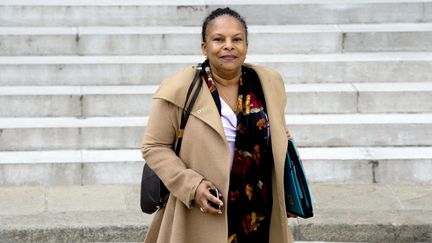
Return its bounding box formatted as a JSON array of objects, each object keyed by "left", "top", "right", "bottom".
[{"left": 224, "top": 39, "right": 234, "bottom": 50}]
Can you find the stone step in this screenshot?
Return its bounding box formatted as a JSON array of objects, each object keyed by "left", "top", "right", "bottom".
[
  {"left": 1, "top": 83, "right": 431, "bottom": 117},
  {"left": 0, "top": 147, "right": 431, "bottom": 186},
  {"left": 0, "top": 114, "right": 431, "bottom": 150},
  {"left": 0, "top": 0, "right": 431, "bottom": 26},
  {"left": 1, "top": 53, "right": 432, "bottom": 85},
  {"left": 0, "top": 184, "right": 430, "bottom": 242},
  {"left": 1, "top": 23, "right": 432, "bottom": 55},
  {"left": 0, "top": 85, "right": 156, "bottom": 117}
]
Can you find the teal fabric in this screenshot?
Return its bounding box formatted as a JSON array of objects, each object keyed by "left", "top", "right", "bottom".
[{"left": 284, "top": 140, "right": 313, "bottom": 218}]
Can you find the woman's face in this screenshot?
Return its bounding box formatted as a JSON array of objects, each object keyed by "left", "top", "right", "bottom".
[{"left": 201, "top": 15, "right": 248, "bottom": 76}]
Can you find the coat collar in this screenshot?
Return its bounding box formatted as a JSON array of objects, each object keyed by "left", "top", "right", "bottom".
[
  {"left": 190, "top": 78, "right": 226, "bottom": 139},
  {"left": 153, "top": 66, "right": 226, "bottom": 140},
  {"left": 153, "top": 65, "right": 285, "bottom": 144}
]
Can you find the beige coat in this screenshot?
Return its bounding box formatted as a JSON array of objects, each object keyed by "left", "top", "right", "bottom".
[{"left": 141, "top": 64, "right": 293, "bottom": 243}]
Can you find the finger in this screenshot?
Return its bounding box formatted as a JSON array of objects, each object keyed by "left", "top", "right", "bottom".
[
  {"left": 208, "top": 194, "right": 224, "bottom": 208},
  {"left": 202, "top": 204, "right": 222, "bottom": 215},
  {"left": 195, "top": 181, "right": 212, "bottom": 202},
  {"left": 200, "top": 197, "right": 222, "bottom": 215}
]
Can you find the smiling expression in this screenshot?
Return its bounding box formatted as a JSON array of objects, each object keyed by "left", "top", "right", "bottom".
[{"left": 201, "top": 15, "right": 248, "bottom": 77}]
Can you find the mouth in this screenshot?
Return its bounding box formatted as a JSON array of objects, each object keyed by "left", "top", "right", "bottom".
[{"left": 220, "top": 55, "right": 237, "bottom": 61}]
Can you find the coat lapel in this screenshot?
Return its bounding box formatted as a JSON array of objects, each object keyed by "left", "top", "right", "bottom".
[
  {"left": 190, "top": 80, "right": 227, "bottom": 140},
  {"left": 154, "top": 66, "right": 226, "bottom": 142}
]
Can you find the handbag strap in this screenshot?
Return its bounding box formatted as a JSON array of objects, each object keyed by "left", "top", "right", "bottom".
[{"left": 174, "top": 64, "right": 203, "bottom": 155}]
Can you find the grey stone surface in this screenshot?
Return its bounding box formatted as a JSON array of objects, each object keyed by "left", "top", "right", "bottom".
[
  {"left": 304, "top": 159, "right": 373, "bottom": 184},
  {"left": 0, "top": 2, "right": 427, "bottom": 27},
  {"left": 290, "top": 122, "right": 432, "bottom": 147},
  {"left": 426, "top": 3, "right": 432, "bottom": 22},
  {"left": 0, "top": 95, "right": 82, "bottom": 117},
  {"left": 391, "top": 185, "right": 432, "bottom": 210},
  {"left": 0, "top": 126, "right": 144, "bottom": 150},
  {"left": 297, "top": 216, "right": 432, "bottom": 242},
  {"left": 268, "top": 58, "right": 432, "bottom": 84},
  {"left": 3, "top": 25, "right": 432, "bottom": 56},
  {"left": 310, "top": 184, "right": 402, "bottom": 211},
  {"left": 1, "top": 82, "right": 430, "bottom": 117},
  {"left": 0, "top": 184, "right": 430, "bottom": 242},
  {"left": 2, "top": 54, "right": 432, "bottom": 85},
  {"left": 82, "top": 161, "right": 143, "bottom": 185},
  {"left": 374, "top": 159, "right": 432, "bottom": 184},
  {"left": 0, "top": 163, "right": 81, "bottom": 186},
  {"left": 293, "top": 183, "right": 432, "bottom": 241},
  {"left": 0, "top": 5, "right": 209, "bottom": 27},
  {"left": 125, "top": 184, "right": 142, "bottom": 213},
  {"left": 1, "top": 114, "right": 431, "bottom": 150},
  {"left": 80, "top": 126, "right": 144, "bottom": 149},
  {"left": 2, "top": 84, "right": 358, "bottom": 117},
  {"left": 0, "top": 186, "right": 45, "bottom": 215},
  {"left": 0, "top": 35, "right": 78, "bottom": 56},
  {"left": 0, "top": 30, "right": 342, "bottom": 56},
  {"left": 356, "top": 83, "right": 432, "bottom": 113},
  {"left": 82, "top": 93, "right": 153, "bottom": 117},
  {"left": 1, "top": 147, "right": 431, "bottom": 186},
  {"left": 0, "top": 62, "right": 190, "bottom": 86},
  {"left": 79, "top": 32, "right": 202, "bottom": 56},
  {"left": 46, "top": 185, "right": 127, "bottom": 212},
  {"left": 250, "top": 31, "right": 342, "bottom": 54},
  {"left": 344, "top": 31, "right": 432, "bottom": 52},
  {"left": 0, "top": 127, "right": 81, "bottom": 151},
  {"left": 286, "top": 84, "right": 357, "bottom": 114},
  {"left": 0, "top": 211, "right": 150, "bottom": 242}
]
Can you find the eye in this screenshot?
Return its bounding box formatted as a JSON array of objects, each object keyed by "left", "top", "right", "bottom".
[
  {"left": 213, "top": 37, "right": 223, "bottom": 42},
  {"left": 234, "top": 37, "right": 243, "bottom": 42}
]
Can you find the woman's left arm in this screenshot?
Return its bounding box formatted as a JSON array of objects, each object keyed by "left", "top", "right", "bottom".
[{"left": 141, "top": 99, "right": 204, "bottom": 208}]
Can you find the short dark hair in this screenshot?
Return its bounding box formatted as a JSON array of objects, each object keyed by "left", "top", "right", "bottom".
[{"left": 201, "top": 7, "right": 248, "bottom": 42}]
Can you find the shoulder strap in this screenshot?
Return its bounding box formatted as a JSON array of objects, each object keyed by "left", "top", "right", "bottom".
[{"left": 174, "top": 64, "right": 203, "bottom": 154}]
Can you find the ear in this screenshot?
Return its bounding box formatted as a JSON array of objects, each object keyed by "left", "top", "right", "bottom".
[{"left": 201, "top": 42, "right": 207, "bottom": 56}]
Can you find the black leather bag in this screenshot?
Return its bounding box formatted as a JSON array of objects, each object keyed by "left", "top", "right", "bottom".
[
  {"left": 284, "top": 139, "right": 314, "bottom": 218},
  {"left": 140, "top": 65, "right": 202, "bottom": 214},
  {"left": 140, "top": 163, "right": 170, "bottom": 214}
]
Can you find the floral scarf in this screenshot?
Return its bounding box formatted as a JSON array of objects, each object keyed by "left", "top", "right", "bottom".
[{"left": 201, "top": 61, "right": 273, "bottom": 243}]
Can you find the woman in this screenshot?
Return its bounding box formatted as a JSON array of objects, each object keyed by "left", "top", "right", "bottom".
[{"left": 141, "top": 7, "right": 295, "bottom": 243}]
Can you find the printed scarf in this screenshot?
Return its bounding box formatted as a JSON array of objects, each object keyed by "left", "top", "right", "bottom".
[{"left": 201, "top": 61, "right": 273, "bottom": 243}]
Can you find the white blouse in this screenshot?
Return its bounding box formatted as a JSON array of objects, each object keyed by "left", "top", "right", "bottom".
[{"left": 219, "top": 96, "right": 237, "bottom": 169}]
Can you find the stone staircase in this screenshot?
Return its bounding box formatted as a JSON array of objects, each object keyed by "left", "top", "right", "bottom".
[{"left": 0, "top": 0, "right": 432, "bottom": 242}]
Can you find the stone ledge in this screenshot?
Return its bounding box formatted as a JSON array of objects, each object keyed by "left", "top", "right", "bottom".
[
  {"left": 0, "top": 211, "right": 149, "bottom": 243},
  {"left": 2, "top": 52, "right": 432, "bottom": 64},
  {"left": 1, "top": 147, "right": 431, "bottom": 185},
  {"left": 0, "top": 184, "right": 430, "bottom": 241},
  {"left": 1, "top": 210, "right": 431, "bottom": 242}
]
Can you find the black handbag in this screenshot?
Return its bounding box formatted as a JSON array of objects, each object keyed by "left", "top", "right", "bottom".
[
  {"left": 140, "top": 64, "right": 203, "bottom": 214},
  {"left": 284, "top": 139, "right": 314, "bottom": 218}
]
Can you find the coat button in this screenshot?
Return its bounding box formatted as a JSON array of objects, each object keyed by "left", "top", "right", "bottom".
[{"left": 197, "top": 109, "right": 202, "bottom": 114}]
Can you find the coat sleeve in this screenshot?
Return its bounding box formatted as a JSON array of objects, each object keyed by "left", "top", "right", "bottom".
[
  {"left": 282, "top": 89, "right": 292, "bottom": 140},
  {"left": 141, "top": 98, "right": 204, "bottom": 208},
  {"left": 272, "top": 69, "right": 293, "bottom": 140}
]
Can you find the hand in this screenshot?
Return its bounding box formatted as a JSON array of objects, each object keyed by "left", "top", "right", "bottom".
[
  {"left": 194, "top": 180, "right": 224, "bottom": 215},
  {"left": 287, "top": 211, "right": 299, "bottom": 218}
]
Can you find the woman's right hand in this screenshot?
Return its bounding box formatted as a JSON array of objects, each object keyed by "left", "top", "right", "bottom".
[
  {"left": 287, "top": 212, "right": 299, "bottom": 218},
  {"left": 194, "top": 180, "right": 224, "bottom": 215}
]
